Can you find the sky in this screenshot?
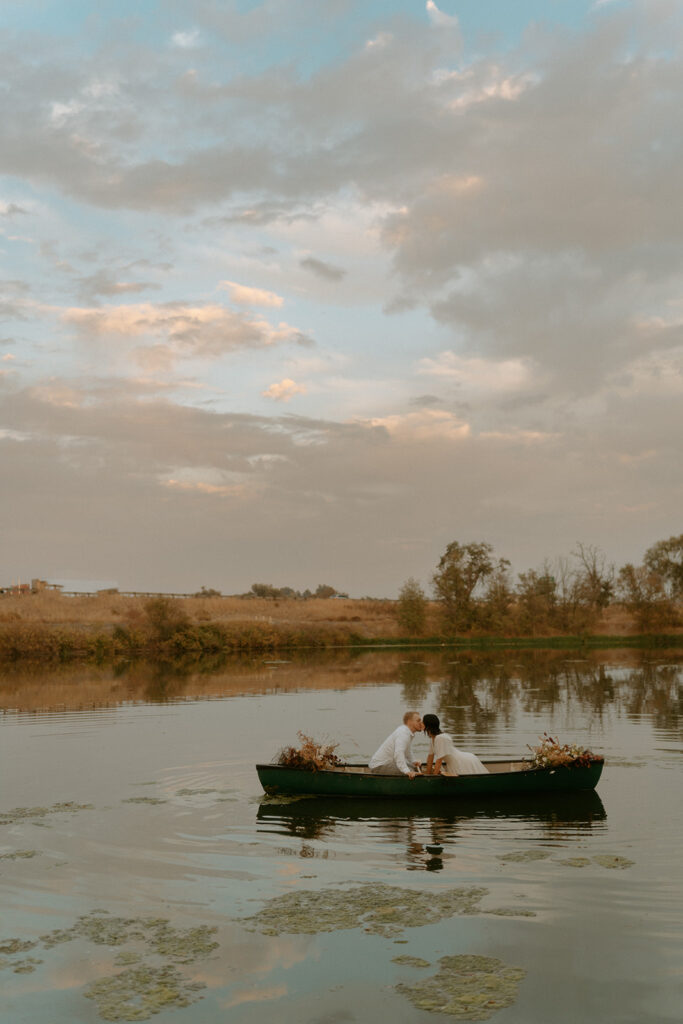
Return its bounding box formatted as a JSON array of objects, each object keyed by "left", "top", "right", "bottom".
[{"left": 1, "top": 0, "right": 681, "bottom": 596}]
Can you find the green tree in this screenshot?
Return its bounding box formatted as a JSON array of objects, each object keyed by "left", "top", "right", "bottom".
[
  {"left": 432, "top": 541, "right": 503, "bottom": 634},
  {"left": 644, "top": 535, "right": 683, "bottom": 598},
  {"left": 396, "top": 577, "right": 428, "bottom": 635}
]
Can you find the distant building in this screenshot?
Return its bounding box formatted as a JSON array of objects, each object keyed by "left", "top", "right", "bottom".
[{"left": 31, "top": 579, "right": 63, "bottom": 593}]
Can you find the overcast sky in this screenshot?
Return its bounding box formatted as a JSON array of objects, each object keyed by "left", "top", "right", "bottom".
[{"left": 1, "top": 0, "right": 681, "bottom": 596}]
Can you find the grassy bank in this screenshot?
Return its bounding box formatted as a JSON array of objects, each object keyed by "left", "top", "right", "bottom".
[{"left": 0, "top": 592, "right": 681, "bottom": 663}]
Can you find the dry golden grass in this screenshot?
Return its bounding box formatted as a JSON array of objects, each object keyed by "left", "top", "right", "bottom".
[
  {"left": 0, "top": 591, "right": 679, "bottom": 641},
  {"left": 0, "top": 592, "right": 416, "bottom": 637}
]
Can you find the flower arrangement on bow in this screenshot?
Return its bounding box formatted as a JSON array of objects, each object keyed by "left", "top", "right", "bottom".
[
  {"left": 526, "top": 733, "right": 603, "bottom": 770},
  {"left": 276, "top": 732, "right": 344, "bottom": 772}
]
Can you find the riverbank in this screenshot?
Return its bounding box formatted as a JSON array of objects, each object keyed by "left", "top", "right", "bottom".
[
  {"left": 0, "top": 603, "right": 682, "bottom": 664},
  {"left": 1, "top": 590, "right": 681, "bottom": 663}
]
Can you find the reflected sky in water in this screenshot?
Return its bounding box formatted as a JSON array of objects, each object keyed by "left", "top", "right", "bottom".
[{"left": 1, "top": 648, "right": 682, "bottom": 1023}]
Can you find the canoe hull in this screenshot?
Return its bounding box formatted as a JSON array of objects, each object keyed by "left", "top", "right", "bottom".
[{"left": 255, "top": 760, "right": 604, "bottom": 798}]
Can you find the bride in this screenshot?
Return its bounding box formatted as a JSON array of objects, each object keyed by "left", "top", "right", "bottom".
[{"left": 422, "top": 714, "right": 489, "bottom": 776}]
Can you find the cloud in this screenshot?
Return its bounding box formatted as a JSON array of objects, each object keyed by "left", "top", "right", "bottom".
[
  {"left": 61, "top": 302, "right": 311, "bottom": 360},
  {"left": 171, "top": 29, "right": 201, "bottom": 49},
  {"left": 76, "top": 269, "right": 161, "bottom": 302},
  {"left": 0, "top": 202, "right": 28, "bottom": 217},
  {"left": 299, "top": 256, "right": 346, "bottom": 281},
  {"left": 426, "top": 2, "right": 459, "bottom": 29},
  {"left": 368, "top": 408, "right": 470, "bottom": 441},
  {"left": 418, "top": 352, "right": 535, "bottom": 395},
  {"left": 262, "top": 378, "right": 307, "bottom": 402},
  {"left": 219, "top": 281, "right": 285, "bottom": 307}
]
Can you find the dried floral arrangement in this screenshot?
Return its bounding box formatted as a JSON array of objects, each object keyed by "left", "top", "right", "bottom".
[
  {"left": 525, "top": 733, "right": 604, "bottom": 770},
  {"left": 276, "top": 732, "right": 345, "bottom": 772}
]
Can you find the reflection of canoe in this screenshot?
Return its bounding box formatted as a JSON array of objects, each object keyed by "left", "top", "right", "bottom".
[
  {"left": 255, "top": 758, "right": 604, "bottom": 799},
  {"left": 256, "top": 788, "right": 607, "bottom": 826}
]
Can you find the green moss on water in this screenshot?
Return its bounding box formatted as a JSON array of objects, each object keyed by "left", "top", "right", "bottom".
[
  {"left": 593, "top": 855, "right": 634, "bottom": 869},
  {"left": 496, "top": 849, "right": 551, "bottom": 863},
  {"left": 84, "top": 965, "right": 206, "bottom": 1021},
  {"left": 0, "top": 849, "right": 39, "bottom": 860},
  {"left": 176, "top": 788, "right": 217, "bottom": 796},
  {"left": 392, "top": 955, "right": 431, "bottom": 967},
  {"left": 115, "top": 951, "right": 143, "bottom": 966},
  {"left": 12, "top": 957, "right": 43, "bottom": 973},
  {"left": 257, "top": 793, "right": 315, "bottom": 805},
  {"left": 484, "top": 908, "right": 536, "bottom": 917},
  {"left": 246, "top": 883, "right": 488, "bottom": 938},
  {"left": 121, "top": 798, "right": 168, "bottom": 806},
  {"left": 397, "top": 954, "right": 526, "bottom": 1020},
  {"left": 0, "top": 802, "right": 94, "bottom": 826},
  {"left": 41, "top": 914, "right": 218, "bottom": 961},
  {"left": 0, "top": 938, "right": 37, "bottom": 955}
]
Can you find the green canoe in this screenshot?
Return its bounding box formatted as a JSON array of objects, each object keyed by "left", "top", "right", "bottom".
[{"left": 256, "top": 758, "right": 604, "bottom": 799}]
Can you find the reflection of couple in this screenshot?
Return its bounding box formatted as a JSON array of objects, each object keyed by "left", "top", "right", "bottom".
[{"left": 368, "top": 710, "right": 488, "bottom": 779}]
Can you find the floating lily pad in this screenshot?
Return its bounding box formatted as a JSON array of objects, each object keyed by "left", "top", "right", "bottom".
[
  {"left": 496, "top": 849, "right": 551, "bottom": 863},
  {"left": 397, "top": 954, "right": 526, "bottom": 1019},
  {"left": 84, "top": 964, "right": 206, "bottom": 1021},
  {"left": 0, "top": 849, "right": 39, "bottom": 860},
  {"left": 557, "top": 857, "right": 591, "bottom": 868},
  {"left": 593, "top": 855, "right": 634, "bottom": 870},
  {"left": 246, "top": 883, "right": 488, "bottom": 938},
  {"left": 392, "top": 955, "right": 431, "bottom": 967}
]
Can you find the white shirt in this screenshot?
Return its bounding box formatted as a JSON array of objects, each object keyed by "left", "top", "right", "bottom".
[{"left": 368, "top": 724, "right": 416, "bottom": 775}]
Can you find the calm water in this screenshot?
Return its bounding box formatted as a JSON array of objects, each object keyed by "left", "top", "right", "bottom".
[{"left": 1, "top": 648, "right": 682, "bottom": 1023}]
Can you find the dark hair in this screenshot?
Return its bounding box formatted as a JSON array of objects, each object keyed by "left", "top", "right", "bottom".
[{"left": 423, "top": 714, "right": 441, "bottom": 737}]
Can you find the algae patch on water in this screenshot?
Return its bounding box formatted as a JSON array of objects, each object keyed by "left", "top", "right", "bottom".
[
  {"left": 246, "top": 883, "right": 488, "bottom": 938},
  {"left": 593, "top": 855, "right": 634, "bottom": 869},
  {"left": 0, "top": 802, "right": 94, "bottom": 826},
  {"left": 392, "top": 955, "right": 431, "bottom": 967},
  {"left": 84, "top": 965, "right": 205, "bottom": 1021},
  {"left": 2, "top": 912, "right": 221, "bottom": 1020},
  {"left": 397, "top": 954, "right": 526, "bottom": 1020},
  {"left": 0, "top": 938, "right": 37, "bottom": 955},
  {"left": 121, "top": 797, "right": 168, "bottom": 806},
  {"left": 496, "top": 849, "right": 551, "bottom": 864},
  {"left": 557, "top": 857, "right": 592, "bottom": 868},
  {"left": 484, "top": 908, "right": 536, "bottom": 918},
  {"left": 40, "top": 913, "right": 219, "bottom": 963},
  {"left": 0, "top": 849, "right": 39, "bottom": 860}
]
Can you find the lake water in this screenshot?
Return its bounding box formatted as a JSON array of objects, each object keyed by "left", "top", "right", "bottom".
[{"left": 1, "top": 648, "right": 682, "bottom": 1023}]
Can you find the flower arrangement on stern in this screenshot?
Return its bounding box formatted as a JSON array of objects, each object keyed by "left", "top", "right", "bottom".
[
  {"left": 525, "top": 733, "right": 604, "bottom": 771},
  {"left": 276, "top": 732, "right": 345, "bottom": 772}
]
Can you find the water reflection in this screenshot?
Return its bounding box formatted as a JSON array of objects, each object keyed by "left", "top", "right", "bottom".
[
  {"left": 256, "top": 791, "right": 607, "bottom": 870},
  {"left": 1, "top": 648, "right": 681, "bottom": 741}
]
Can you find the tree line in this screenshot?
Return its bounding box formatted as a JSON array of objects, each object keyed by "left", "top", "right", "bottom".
[{"left": 397, "top": 534, "right": 683, "bottom": 636}]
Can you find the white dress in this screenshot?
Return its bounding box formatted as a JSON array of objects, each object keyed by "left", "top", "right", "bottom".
[{"left": 430, "top": 733, "right": 488, "bottom": 776}]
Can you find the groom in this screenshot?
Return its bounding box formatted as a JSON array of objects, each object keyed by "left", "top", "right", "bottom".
[{"left": 368, "top": 711, "right": 424, "bottom": 778}]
